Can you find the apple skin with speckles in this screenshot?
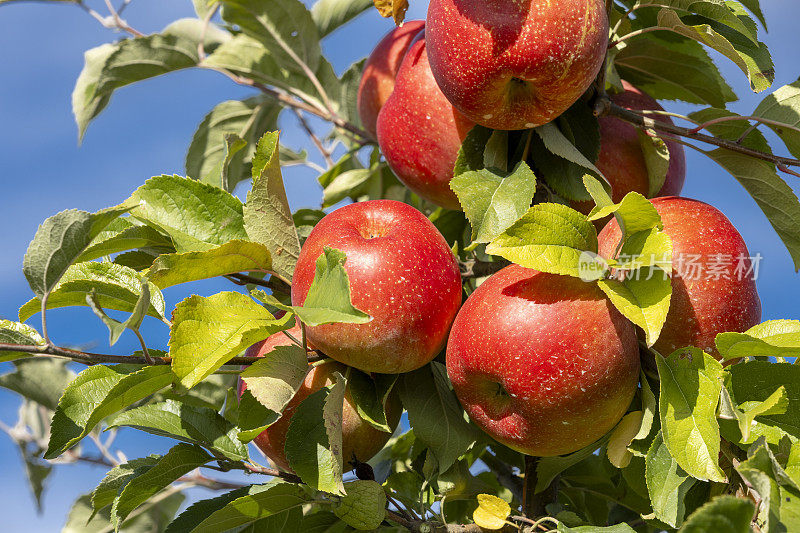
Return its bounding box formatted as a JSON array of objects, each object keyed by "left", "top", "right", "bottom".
[
  {"left": 291, "top": 200, "right": 463, "bottom": 374},
  {"left": 376, "top": 33, "right": 474, "bottom": 210},
  {"left": 446, "top": 265, "right": 640, "bottom": 456},
  {"left": 239, "top": 323, "right": 401, "bottom": 472},
  {"left": 357, "top": 20, "right": 425, "bottom": 141},
  {"left": 572, "top": 81, "right": 686, "bottom": 214},
  {"left": 598, "top": 196, "right": 762, "bottom": 359},
  {"left": 425, "top": 0, "right": 608, "bottom": 131}
]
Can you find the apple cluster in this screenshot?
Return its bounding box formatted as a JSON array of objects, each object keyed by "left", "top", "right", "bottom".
[{"left": 241, "top": 1, "right": 763, "bottom": 467}]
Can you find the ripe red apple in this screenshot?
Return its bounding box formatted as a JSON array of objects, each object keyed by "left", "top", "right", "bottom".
[
  {"left": 597, "top": 196, "right": 762, "bottom": 358},
  {"left": 292, "top": 200, "right": 463, "bottom": 374},
  {"left": 240, "top": 324, "right": 401, "bottom": 472},
  {"left": 446, "top": 265, "right": 640, "bottom": 457},
  {"left": 425, "top": 0, "right": 608, "bottom": 131},
  {"left": 573, "top": 81, "right": 686, "bottom": 214},
  {"left": 357, "top": 20, "right": 425, "bottom": 140},
  {"left": 376, "top": 33, "right": 474, "bottom": 210}
]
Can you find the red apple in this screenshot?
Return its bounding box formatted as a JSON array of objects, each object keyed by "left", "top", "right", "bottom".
[
  {"left": 573, "top": 81, "right": 686, "bottom": 214},
  {"left": 291, "top": 200, "right": 463, "bottom": 374},
  {"left": 240, "top": 324, "right": 401, "bottom": 472},
  {"left": 357, "top": 20, "right": 425, "bottom": 140},
  {"left": 425, "top": 0, "right": 608, "bottom": 131},
  {"left": 597, "top": 196, "right": 762, "bottom": 358},
  {"left": 376, "top": 33, "right": 474, "bottom": 210},
  {"left": 446, "top": 265, "right": 640, "bottom": 457}
]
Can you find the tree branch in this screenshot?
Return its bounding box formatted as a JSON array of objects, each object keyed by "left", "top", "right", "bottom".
[
  {"left": 481, "top": 452, "right": 524, "bottom": 504},
  {"left": 201, "top": 65, "right": 373, "bottom": 143},
  {"left": 385, "top": 510, "right": 484, "bottom": 533},
  {"left": 226, "top": 272, "right": 291, "bottom": 295},
  {"left": 0, "top": 343, "right": 324, "bottom": 366},
  {"left": 598, "top": 97, "right": 800, "bottom": 169}
]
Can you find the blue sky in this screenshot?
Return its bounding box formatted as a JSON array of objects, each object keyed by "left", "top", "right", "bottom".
[{"left": 0, "top": 0, "right": 799, "bottom": 530}]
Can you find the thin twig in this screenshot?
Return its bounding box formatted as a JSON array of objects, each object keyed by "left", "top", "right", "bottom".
[
  {"left": 133, "top": 329, "right": 154, "bottom": 364},
  {"left": 601, "top": 99, "right": 800, "bottom": 169},
  {"left": 200, "top": 65, "right": 372, "bottom": 142},
  {"left": 293, "top": 109, "right": 334, "bottom": 167},
  {"left": 688, "top": 115, "right": 800, "bottom": 136},
  {"left": 0, "top": 343, "right": 322, "bottom": 367},
  {"left": 101, "top": 0, "right": 144, "bottom": 36}
]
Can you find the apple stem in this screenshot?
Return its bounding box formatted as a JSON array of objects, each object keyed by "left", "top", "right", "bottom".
[{"left": 522, "top": 456, "right": 543, "bottom": 518}]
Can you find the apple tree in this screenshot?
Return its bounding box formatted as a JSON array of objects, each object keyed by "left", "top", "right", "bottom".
[{"left": 2, "top": 0, "right": 800, "bottom": 531}]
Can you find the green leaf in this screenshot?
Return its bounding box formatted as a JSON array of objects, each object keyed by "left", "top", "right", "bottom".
[
  {"left": 244, "top": 131, "right": 301, "bottom": 281},
  {"left": 78, "top": 218, "right": 174, "bottom": 263},
  {"left": 531, "top": 101, "right": 602, "bottom": 202},
  {"left": 240, "top": 345, "right": 308, "bottom": 414},
  {"left": 45, "top": 365, "right": 172, "bottom": 459},
  {"left": 64, "top": 491, "right": 184, "bottom": 533},
  {"left": 753, "top": 77, "right": 800, "bottom": 159},
  {"left": 323, "top": 168, "right": 375, "bottom": 208},
  {"left": 112, "top": 444, "right": 212, "bottom": 525},
  {"left": 205, "top": 133, "right": 247, "bottom": 193},
  {"left": 202, "top": 34, "right": 334, "bottom": 112},
  {"left": 703, "top": 148, "right": 800, "bottom": 270},
  {"left": 398, "top": 363, "right": 477, "bottom": 474},
  {"left": 722, "top": 386, "right": 789, "bottom": 442},
  {"left": 86, "top": 280, "right": 150, "bottom": 346},
  {"left": 607, "top": 411, "right": 645, "bottom": 468},
  {"left": 486, "top": 203, "right": 601, "bottom": 277},
  {"left": 450, "top": 162, "right": 537, "bottom": 245},
  {"left": 293, "top": 247, "right": 372, "bottom": 327},
  {"left": 614, "top": 33, "right": 736, "bottom": 107},
  {"left": 654, "top": 8, "right": 773, "bottom": 92},
  {"left": 334, "top": 480, "right": 387, "bottom": 530},
  {"left": 23, "top": 205, "right": 133, "bottom": 299},
  {"left": 17, "top": 440, "right": 52, "bottom": 513},
  {"left": 92, "top": 456, "right": 161, "bottom": 513},
  {"left": 638, "top": 0, "right": 760, "bottom": 41},
  {"left": 19, "top": 261, "right": 166, "bottom": 323},
  {"left": 169, "top": 291, "right": 294, "bottom": 389},
  {"left": 598, "top": 274, "right": 672, "bottom": 346},
  {"left": 735, "top": 438, "right": 800, "bottom": 532},
  {"left": 536, "top": 436, "right": 608, "bottom": 493},
  {"left": 109, "top": 399, "right": 249, "bottom": 461},
  {"left": 128, "top": 174, "right": 248, "bottom": 253},
  {"left": 557, "top": 523, "right": 637, "bottom": 532},
  {"left": 0, "top": 358, "right": 73, "bottom": 410},
  {"left": 638, "top": 129, "right": 670, "bottom": 197},
  {"left": 679, "top": 495, "right": 755, "bottom": 533},
  {"left": 535, "top": 122, "right": 604, "bottom": 178},
  {"left": 73, "top": 19, "right": 229, "bottom": 139},
  {"left": 311, "top": 0, "right": 373, "bottom": 37},
  {"left": 656, "top": 348, "right": 726, "bottom": 482},
  {"left": 219, "top": 0, "right": 321, "bottom": 75},
  {"left": 185, "top": 96, "right": 280, "bottom": 191},
  {"left": 146, "top": 240, "right": 272, "bottom": 289},
  {"left": 285, "top": 372, "right": 347, "bottom": 494},
  {"left": 0, "top": 320, "right": 44, "bottom": 363},
  {"left": 348, "top": 371, "right": 397, "bottom": 432},
  {"left": 237, "top": 389, "right": 281, "bottom": 442},
  {"left": 716, "top": 319, "right": 800, "bottom": 360},
  {"left": 454, "top": 125, "right": 494, "bottom": 176},
  {"left": 634, "top": 372, "right": 658, "bottom": 445},
  {"left": 726, "top": 362, "right": 800, "bottom": 444},
  {"left": 165, "top": 484, "right": 273, "bottom": 533},
  {"left": 188, "top": 482, "right": 310, "bottom": 533},
  {"left": 589, "top": 192, "right": 662, "bottom": 240},
  {"left": 646, "top": 431, "right": 696, "bottom": 527}
]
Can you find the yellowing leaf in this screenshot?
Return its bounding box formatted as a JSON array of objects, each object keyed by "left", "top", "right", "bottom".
[
  {"left": 607, "top": 411, "right": 645, "bottom": 468},
  {"left": 373, "top": 0, "right": 408, "bottom": 25},
  {"left": 473, "top": 494, "right": 510, "bottom": 530}
]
